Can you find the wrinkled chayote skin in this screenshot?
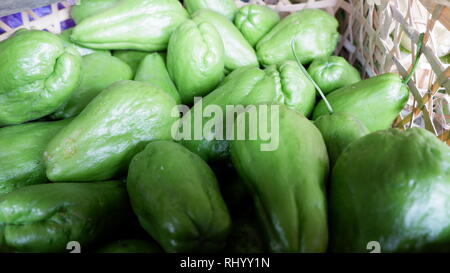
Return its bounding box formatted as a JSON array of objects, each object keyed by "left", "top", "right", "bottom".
[
  {"left": 192, "top": 10, "right": 258, "bottom": 72},
  {"left": 0, "top": 181, "right": 130, "bottom": 253},
  {"left": 59, "top": 29, "right": 111, "bottom": 56},
  {"left": 44, "top": 81, "right": 178, "bottom": 182},
  {"left": 135, "top": 53, "right": 181, "bottom": 104},
  {"left": 167, "top": 20, "right": 224, "bottom": 104},
  {"left": 234, "top": 4, "right": 280, "bottom": 47},
  {"left": 256, "top": 9, "right": 339, "bottom": 66},
  {"left": 0, "top": 119, "right": 70, "bottom": 195},
  {"left": 230, "top": 104, "right": 329, "bottom": 253},
  {"left": 313, "top": 73, "right": 409, "bottom": 132},
  {"left": 53, "top": 52, "right": 133, "bottom": 119},
  {"left": 314, "top": 112, "right": 369, "bottom": 166},
  {"left": 113, "top": 50, "right": 148, "bottom": 76},
  {"left": 307, "top": 56, "right": 361, "bottom": 94},
  {"left": 0, "top": 30, "right": 81, "bottom": 126},
  {"left": 71, "top": 0, "right": 189, "bottom": 51},
  {"left": 94, "top": 239, "right": 163, "bottom": 253},
  {"left": 331, "top": 128, "right": 450, "bottom": 252},
  {"left": 180, "top": 66, "right": 276, "bottom": 161},
  {"left": 127, "top": 141, "right": 231, "bottom": 253},
  {"left": 71, "top": 0, "right": 120, "bottom": 23},
  {"left": 265, "top": 60, "right": 315, "bottom": 117},
  {"left": 184, "top": 0, "right": 238, "bottom": 21}
]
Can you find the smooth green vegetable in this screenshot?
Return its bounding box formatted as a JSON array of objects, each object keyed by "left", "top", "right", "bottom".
[
  {"left": 0, "top": 30, "right": 81, "bottom": 126},
  {"left": 53, "top": 52, "right": 133, "bottom": 119},
  {"left": 265, "top": 60, "right": 316, "bottom": 117},
  {"left": 314, "top": 112, "right": 369, "bottom": 166},
  {"left": 127, "top": 141, "right": 231, "bottom": 252},
  {"left": 167, "top": 20, "right": 224, "bottom": 104},
  {"left": 230, "top": 104, "right": 329, "bottom": 252},
  {"left": 307, "top": 56, "right": 361, "bottom": 94},
  {"left": 256, "top": 9, "right": 339, "bottom": 66},
  {"left": 0, "top": 181, "right": 130, "bottom": 253},
  {"left": 59, "top": 29, "right": 110, "bottom": 56},
  {"left": 192, "top": 10, "right": 258, "bottom": 72},
  {"left": 94, "top": 239, "right": 162, "bottom": 253},
  {"left": 331, "top": 128, "right": 450, "bottom": 252},
  {"left": 135, "top": 53, "right": 181, "bottom": 104},
  {"left": 0, "top": 120, "right": 70, "bottom": 195},
  {"left": 180, "top": 66, "right": 276, "bottom": 161},
  {"left": 71, "top": 0, "right": 120, "bottom": 23},
  {"left": 44, "top": 81, "right": 178, "bottom": 182},
  {"left": 71, "top": 0, "right": 189, "bottom": 51},
  {"left": 184, "top": 0, "right": 238, "bottom": 21},
  {"left": 234, "top": 5, "right": 280, "bottom": 47},
  {"left": 113, "top": 50, "right": 148, "bottom": 76},
  {"left": 313, "top": 73, "right": 409, "bottom": 132}
]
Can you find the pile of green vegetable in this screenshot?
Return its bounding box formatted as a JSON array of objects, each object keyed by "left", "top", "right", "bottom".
[{"left": 0, "top": 0, "right": 449, "bottom": 253}]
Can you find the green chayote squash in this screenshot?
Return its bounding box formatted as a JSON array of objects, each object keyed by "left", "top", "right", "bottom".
[
  {"left": 307, "top": 56, "right": 361, "bottom": 94},
  {"left": 53, "top": 52, "right": 133, "bottom": 119},
  {"left": 135, "top": 53, "right": 181, "bottom": 104},
  {"left": 95, "top": 239, "right": 162, "bottom": 253},
  {"left": 256, "top": 9, "right": 339, "bottom": 66},
  {"left": 60, "top": 29, "right": 110, "bottom": 56},
  {"left": 192, "top": 10, "right": 258, "bottom": 72},
  {"left": 265, "top": 60, "right": 316, "bottom": 117},
  {"left": 127, "top": 141, "right": 231, "bottom": 253},
  {"left": 0, "top": 30, "right": 81, "bottom": 126},
  {"left": 230, "top": 104, "right": 329, "bottom": 252},
  {"left": 331, "top": 128, "right": 450, "bottom": 252},
  {"left": 71, "top": 0, "right": 189, "bottom": 51},
  {"left": 313, "top": 73, "right": 409, "bottom": 132},
  {"left": 314, "top": 112, "right": 369, "bottom": 166},
  {"left": 0, "top": 181, "right": 130, "bottom": 253},
  {"left": 184, "top": 0, "right": 238, "bottom": 21},
  {"left": 113, "top": 50, "right": 148, "bottom": 76},
  {"left": 44, "top": 81, "right": 178, "bottom": 182},
  {"left": 234, "top": 4, "right": 280, "bottom": 47},
  {"left": 179, "top": 66, "right": 276, "bottom": 161},
  {"left": 71, "top": 0, "right": 120, "bottom": 23},
  {"left": 167, "top": 20, "right": 224, "bottom": 104},
  {"left": 0, "top": 120, "right": 70, "bottom": 195}
]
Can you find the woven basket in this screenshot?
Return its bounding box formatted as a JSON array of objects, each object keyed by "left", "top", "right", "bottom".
[{"left": 0, "top": 0, "right": 449, "bottom": 144}]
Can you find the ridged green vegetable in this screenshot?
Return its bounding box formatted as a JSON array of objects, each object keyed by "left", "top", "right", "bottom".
[
  {"left": 234, "top": 5, "right": 280, "bottom": 47},
  {"left": 167, "top": 20, "right": 224, "bottom": 104},
  {"left": 265, "top": 60, "right": 316, "bottom": 117},
  {"left": 184, "top": 0, "right": 238, "bottom": 21},
  {"left": 314, "top": 112, "right": 369, "bottom": 166},
  {"left": 0, "top": 30, "right": 81, "bottom": 126},
  {"left": 53, "top": 52, "right": 133, "bottom": 119},
  {"left": 230, "top": 104, "right": 329, "bottom": 252},
  {"left": 113, "top": 50, "right": 148, "bottom": 76},
  {"left": 313, "top": 73, "right": 409, "bottom": 132},
  {"left": 0, "top": 120, "right": 70, "bottom": 195},
  {"left": 135, "top": 53, "right": 181, "bottom": 104},
  {"left": 331, "top": 128, "right": 450, "bottom": 252},
  {"left": 0, "top": 181, "right": 130, "bottom": 253},
  {"left": 44, "top": 81, "right": 178, "bottom": 182},
  {"left": 192, "top": 10, "right": 258, "bottom": 72},
  {"left": 59, "top": 29, "right": 110, "bottom": 56},
  {"left": 256, "top": 9, "right": 339, "bottom": 66},
  {"left": 180, "top": 66, "right": 276, "bottom": 161},
  {"left": 95, "top": 239, "right": 162, "bottom": 253},
  {"left": 71, "top": 0, "right": 189, "bottom": 51},
  {"left": 307, "top": 56, "right": 361, "bottom": 94},
  {"left": 71, "top": 0, "right": 120, "bottom": 23},
  {"left": 127, "top": 141, "right": 231, "bottom": 253}
]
